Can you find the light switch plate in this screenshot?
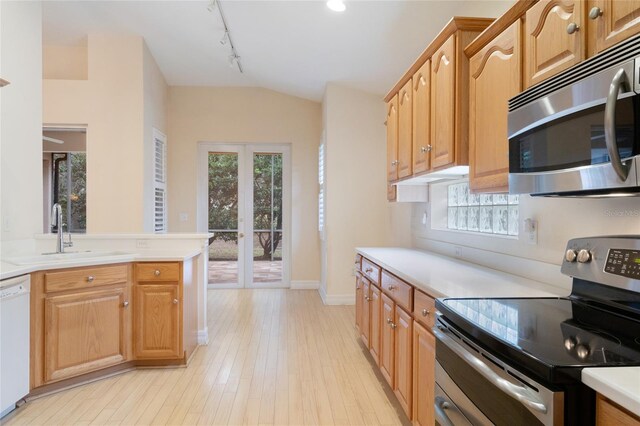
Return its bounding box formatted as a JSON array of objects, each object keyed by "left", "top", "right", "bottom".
[{"left": 136, "top": 239, "right": 150, "bottom": 249}]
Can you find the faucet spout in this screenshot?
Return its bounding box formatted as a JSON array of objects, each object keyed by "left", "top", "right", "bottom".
[{"left": 51, "top": 203, "right": 72, "bottom": 253}]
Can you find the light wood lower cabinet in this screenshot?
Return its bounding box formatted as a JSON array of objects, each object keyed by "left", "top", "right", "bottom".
[
  {"left": 394, "top": 306, "right": 413, "bottom": 417},
  {"left": 43, "top": 285, "right": 130, "bottom": 383},
  {"left": 355, "top": 273, "right": 363, "bottom": 334},
  {"left": 361, "top": 278, "right": 371, "bottom": 348},
  {"left": 596, "top": 394, "right": 640, "bottom": 425},
  {"left": 413, "top": 322, "right": 436, "bottom": 426},
  {"left": 369, "top": 284, "right": 382, "bottom": 366},
  {"left": 380, "top": 293, "right": 396, "bottom": 387},
  {"left": 133, "top": 284, "right": 181, "bottom": 359}
]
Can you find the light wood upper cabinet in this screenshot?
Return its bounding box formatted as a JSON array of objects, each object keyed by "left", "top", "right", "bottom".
[
  {"left": 413, "top": 322, "right": 436, "bottom": 426},
  {"left": 43, "top": 285, "right": 130, "bottom": 383},
  {"left": 431, "top": 35, "right": 457, "bottom": 169},
  {"left": 394, "top": 306, "right": 413, "bottom": 418},
  {"left": 412, "top": 60, "right": 431, "bottom": 175},
  {"left": 469, "top": 20, "right": 522, "bottom": 193},
  {"left": 525, "top": 0, "right": 586, "bottom": 87},
  {"left": 380, "top": 293, "right": 395, "bottom": 387},
  {"left": 398, "top": 80, "right": 413, "bottom": 179},
  {"left": 588, "top": 0, "right": 640, "bottom": 55},
  {"left": 369, "top": 284, "right": 382, "bottom": 366},
  {"left": 133, "top": 284, "right": 181, "bottom": 359},
  {"left": 386, "top": 95, "right": 399, "bottom": 184}
]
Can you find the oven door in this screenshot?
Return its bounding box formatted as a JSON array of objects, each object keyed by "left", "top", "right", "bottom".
[
  {"left": 434, "top": 319, "right": 563, "bottom": 426},
  {"left": 508, "top": 59, "right": 640, "bottom": 196}
]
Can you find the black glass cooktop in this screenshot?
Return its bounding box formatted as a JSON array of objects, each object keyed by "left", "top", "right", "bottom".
[{"left": 436, "top": 296, "right": 640, "bottom": 384}]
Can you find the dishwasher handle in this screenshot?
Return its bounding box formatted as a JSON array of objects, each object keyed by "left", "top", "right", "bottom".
[{"left": 434, "top": 326, "right": 548, "bottom": 415}]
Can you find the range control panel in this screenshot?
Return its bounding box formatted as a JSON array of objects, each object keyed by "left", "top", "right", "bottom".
[{"left": 605, "top": 249, "right": 640, "bottom": 280}]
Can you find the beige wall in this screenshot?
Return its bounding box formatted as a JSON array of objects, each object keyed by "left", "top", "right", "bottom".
[
  {"left": 322, "top": 83, "right": 411, "bottom": 303},
  {"left": 167, "top": 86, "right": 322, "bottom": 282},
  {"left": 43, "top": 44, "right": 87, "bottom": 80},
  {"left": 43, "top": 35, "right": 166, "bottom": 233},
  {"left": 1, "top": 1, "right": 43, "bottom": 242}
]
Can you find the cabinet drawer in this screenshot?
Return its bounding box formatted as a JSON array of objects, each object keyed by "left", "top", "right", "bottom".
[
  {"left": 361, "top": 258, "right": 381, "bottom": 285},
  {"left": 135, "top": 263, "right": 180, "bottom": 282},
  {"left": 45, "top": 264, "right": 128, "bottom": 293},
  {"left": 414, "top": 290, "right": 436, "bottom": 329},
  {"left": 355, "top": 254, "right": 363, "bottom": 271},
  {"left": 381, "top": 270, "right": 413, "bottom": 311}
]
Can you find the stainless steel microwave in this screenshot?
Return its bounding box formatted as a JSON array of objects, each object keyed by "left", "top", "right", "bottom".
[{"left": 508, "top": 37, "right": 640, "bottom": 197}]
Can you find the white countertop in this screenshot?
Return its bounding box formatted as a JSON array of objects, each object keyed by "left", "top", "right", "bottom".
[
  {"left": 0, "top": 248, "right": 203, "bottom": 283},
  {"left": 356, "top": 247, "right": 567, "bottom": 299},
  {"left": 582, "top": 367, "right": 640, "bottom": 416}
]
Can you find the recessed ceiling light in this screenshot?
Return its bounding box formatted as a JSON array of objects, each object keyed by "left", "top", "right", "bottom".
[{"left": 326, "top": 0, "right": 346, "bottom": 12}]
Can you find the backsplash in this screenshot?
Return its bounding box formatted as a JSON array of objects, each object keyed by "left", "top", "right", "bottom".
[{"left": 411, "top": 180, "right": 640, "bottom": 289}]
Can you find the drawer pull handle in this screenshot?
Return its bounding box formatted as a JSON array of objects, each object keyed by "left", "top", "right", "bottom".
[
  {"left": 388, "top": 285, "right": 395, "bottom": 291},
  {"left": 172, "top": 298, "right": 179, "bottom": 305},
  {"left": 87, "top": 276, "right": 95, "bottom": 283},
  {"left": 154, "top": 270, "right": 161, "bottom": 276},
  {"left": 365, "top": 267, "right": 373, "bottom": 273},
  {"left": 123, "top": 301, "right": 129, "bottom": 308},
  {"left": 422, "top": 308, "right": 431, "bottom": 317}
]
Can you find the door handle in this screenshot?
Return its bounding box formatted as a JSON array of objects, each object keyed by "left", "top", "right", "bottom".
[
  {"left": 434, "top": 396, "right": 456, "bottom": 426},
  {"left": 604, "top": 68, "right": 631, "bottom": 182}
]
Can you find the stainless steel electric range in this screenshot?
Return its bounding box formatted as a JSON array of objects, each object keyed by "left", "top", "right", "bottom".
[{"left": 434, "top": 236, "right": 640, "bottom": 426}]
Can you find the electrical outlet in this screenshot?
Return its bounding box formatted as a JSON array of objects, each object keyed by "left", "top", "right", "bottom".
[
  {"left": 454, "top": 246, "right": 462, "bottom": 257},
  {"left": 136, "top": 239, "right": 150, "bottom": 249},
  {"left": 524, "top": 218, "right": 538, "bottom": 245}
]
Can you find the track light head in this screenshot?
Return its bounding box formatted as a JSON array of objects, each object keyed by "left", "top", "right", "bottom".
[
  {"left": 207, "top": 0, "right": 217, "bottom": 12},
  {"left": 220, "top": 31, "right": 229, "bottom": 45}
]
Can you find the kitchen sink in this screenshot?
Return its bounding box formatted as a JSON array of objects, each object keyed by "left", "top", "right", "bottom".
[{"left": 5, "top": 250, "right": 132, "bottom": 265}]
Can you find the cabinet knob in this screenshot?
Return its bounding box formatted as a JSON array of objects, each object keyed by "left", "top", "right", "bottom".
[
  {"left": 386, "top": 318, "right": 392, "bottom": 324},
  {"left": 87, "top": 276, "right": 95, "bottom": 283},
  {"left": 566, "top": 22, "right": 580, "bottom": 34},
  {"left": 420, "top": 145, "right": 432, "bottom": 153},
  {"left": 391, "top": 160, "right": 399, "bottom": 166},
  {"left": 365, "top": 267, "right": 373, "bottom": 273},
  {"left": 388, "top": 285, "right": 395, "bottom": 291},
  {"left": 390, "top": 323, "right": 397, "bottom": 329},
  {"left": 123, "top": 301, "right": 129, "bottom": 308},
  {"left": 588, "top": 6, "right": 603, "bottom": 20},
  {"left": 421, "top": 308, "right": 431, "bottom": 317},
  {"left": 364, "top": 296, "right": 370, "bottom": 302},
  {"left": 154, "top": 270, "right": 161, "bottom": 276},
  {"left": 172, "top": 298, "right": 179, "bottom": 304}
]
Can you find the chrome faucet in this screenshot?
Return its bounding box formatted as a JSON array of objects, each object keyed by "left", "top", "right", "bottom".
[{"left": 51, "top": 203, "right": 73, "bottom": 253}]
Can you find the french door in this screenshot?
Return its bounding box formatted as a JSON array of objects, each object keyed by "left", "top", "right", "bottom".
[{"left": 198, "top": 143, "right": 291, "bottom": 289}]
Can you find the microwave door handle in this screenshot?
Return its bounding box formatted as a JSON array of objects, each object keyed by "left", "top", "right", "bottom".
[
  {"left": 435, "top": 327, "right": 548, "bottom": 414},
  {"left": 604, "top": 68, "right": 632, "bottom": 181},
  {"left": 434, "top": 396, "right": 457, "bottom": 426}
]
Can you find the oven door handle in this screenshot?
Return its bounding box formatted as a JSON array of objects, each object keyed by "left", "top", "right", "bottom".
[
  {"left": 604, "top": 67, "right": 631, "bottom": 182},
  {"left": 434, "top": 396, "right": 456, "bottom": 426},
  {"left": 435, "top": 327, "right": 548, "bottom": 414}
]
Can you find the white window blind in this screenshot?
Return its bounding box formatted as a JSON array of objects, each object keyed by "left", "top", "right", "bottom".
[
  {"left": 318, "top": 143, "right": 325, "bottom": 238},
  {"left": 153, "top": 132, "right": 167, "bottom": 233}
]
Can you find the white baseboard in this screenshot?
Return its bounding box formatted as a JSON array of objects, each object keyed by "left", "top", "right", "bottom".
[
  {"left": 197, "top": 327, "right": 209, "bottom": 345},
  {"left": 317, "top": 285, "right": 355, "bottom": 305},
  {"left": 291, "top": 280, "right": 320, "bottom": 290}
]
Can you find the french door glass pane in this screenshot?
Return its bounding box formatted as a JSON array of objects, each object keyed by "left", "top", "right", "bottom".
[
  {"left": 253, "top": 153, "right": 283, "bottom": 283},
  {"left": 208, "top": 152, "right": 240, "bottom": 286},
  {"left": 53, "top": 152, "right": 86, "bottom": 233}
]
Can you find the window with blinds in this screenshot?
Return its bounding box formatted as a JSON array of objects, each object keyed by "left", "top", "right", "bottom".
[
  {"left": 154, "top": 131, "right": 167, "bottom": 233},
  {"left": 318, "top": 143, "right": 325, "bottom": 239}
]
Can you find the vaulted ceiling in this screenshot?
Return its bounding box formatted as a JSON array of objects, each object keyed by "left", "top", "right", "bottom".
[{"left": 42, "top": 0, "right": 512, "bottom": 101}]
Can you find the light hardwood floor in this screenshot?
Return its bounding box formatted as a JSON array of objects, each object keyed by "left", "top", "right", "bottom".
[{"left": 3, "top": 289, "right": 408, "bottom": 426}]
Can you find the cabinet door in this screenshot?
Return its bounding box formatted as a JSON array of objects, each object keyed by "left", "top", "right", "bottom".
[
  {"left": 386, "top": 95, "right": 399, "bottom": 183},
  {"left": 412, "top": 60, "right": 431, "bottom": 175},
  {"left": 469, "top": 21, "right": 521, "bottom": 193},
  {"left": 413, "top": 322, "right": 436, "bottom": 426},
  {"left": 387, "top": 184, "right": 397, "bottom": 202},
  {"left": 525, "top": 0, "right": 585, "bottom": 87},
  {"left": 133, "top": 284, "right": 181, "bottom": 359},
  {"left": 361, "top": 279, "right": 371, "bottom": 348},
  {"left": 398, "top": 80, "right": 413, "bottom": 179},
  {"left": 369, "top": 284, "right": 382, "bottom": 366},
  {"left": 44, "top": 286, "right": 129, "bottom": 383},
  {"left": 355, "top": 274, "right": 363, "bottom": 334},
  {"left": 394, "top": 306, "right": 413, "bottom": 418},
  {"left": 589, "top": 0, "right": 640, "bottom": 55},
  {"left": 431, "top": 35, "right": 457, "bottom": 169},
  {"left": 380, "top": 293, "right": 395, "bottom": 387}
]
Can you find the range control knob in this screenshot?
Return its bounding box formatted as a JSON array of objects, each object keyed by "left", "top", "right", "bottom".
[
  {"left": 577, "top": 249, "right": 592, "bottom": 263},
  {"left": 565, "top": 250, "right": 578, "bottom": 262}
]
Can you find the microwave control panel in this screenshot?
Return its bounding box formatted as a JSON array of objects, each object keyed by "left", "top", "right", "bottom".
[{"left": 605, "top": 249, "right": 640, "bottom": 280}]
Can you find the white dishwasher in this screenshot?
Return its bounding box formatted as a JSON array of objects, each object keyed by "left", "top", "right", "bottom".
[{"left": 0, "top": 275, "right": 30, "bottom": 418}]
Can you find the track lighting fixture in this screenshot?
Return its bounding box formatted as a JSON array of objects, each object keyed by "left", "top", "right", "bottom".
[
  {"left": 326, "top": 0, "right": 346, "bottom": 12},
  {"left": 208, "top": 0, "right": 243, "bottom": 73}
]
